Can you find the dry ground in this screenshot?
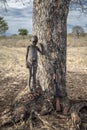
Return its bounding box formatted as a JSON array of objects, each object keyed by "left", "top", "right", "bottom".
[
  {"left": 0, "top": 35, "right": 87, "bottom": 120},
  {"left": 67, "top": 35, "right": 87, "bottom": 100}
]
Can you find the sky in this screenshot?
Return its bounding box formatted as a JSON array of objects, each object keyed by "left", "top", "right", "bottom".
[{"left": 0, "top": 0, "right": 87, "bottom": 36}]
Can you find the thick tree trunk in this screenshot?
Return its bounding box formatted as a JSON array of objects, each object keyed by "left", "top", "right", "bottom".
[{"left": 33, "top": 0, "right": 70, "bottom": 96}]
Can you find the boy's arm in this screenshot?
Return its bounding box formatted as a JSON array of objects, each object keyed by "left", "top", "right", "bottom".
[
  {"left": 26, "top": 46, "right": 30, "bottom": 62},
  {"left": 37, "top": 43, "right": 45, "bottom": 55}
]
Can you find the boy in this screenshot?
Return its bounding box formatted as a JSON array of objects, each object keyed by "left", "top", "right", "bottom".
[{"left": 26, "top": 35, "right": 44, "bottom": 92}]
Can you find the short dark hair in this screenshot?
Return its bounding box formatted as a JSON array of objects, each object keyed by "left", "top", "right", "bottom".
[{"left": 32, "top": 35, "right": 38, "bottom": 42}]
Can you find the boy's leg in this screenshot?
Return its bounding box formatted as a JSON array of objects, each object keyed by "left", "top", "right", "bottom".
[
  {"left": 33, "top": 63, "right": 37, "bottom": 90},
  {"left": 27, "top": 66, "right": 32, "bottom": 92}
]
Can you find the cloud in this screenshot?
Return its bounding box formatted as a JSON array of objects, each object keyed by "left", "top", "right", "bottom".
[
  {"left": 0, "top": 7, "right": 33, "bottom": 35},
  {"left": 6, "top": 0, "right": 33, "bottom": 9},
  {"left": 6, "top": 16, "right": 32, "bottom": 35},
  {"left": 0, "top": 0, "right": 87, "bottom": 35},
  {"left": 67, "top": 10, "right": 87, "bottom": 33}
]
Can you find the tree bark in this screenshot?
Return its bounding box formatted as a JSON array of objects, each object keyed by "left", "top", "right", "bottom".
[{"left": 33, "top": 0, "right": 70, "bottom": 96}]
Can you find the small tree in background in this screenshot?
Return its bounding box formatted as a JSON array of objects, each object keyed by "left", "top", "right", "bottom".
[
  {"left": 72, "top": 26, "right": 85, "bottom": 38},
  {"left": 18, "top": 28, "right": 28, "bottom": 38},
  {"left": 0, "top": 17, "right": 8, "bottom": 36}
]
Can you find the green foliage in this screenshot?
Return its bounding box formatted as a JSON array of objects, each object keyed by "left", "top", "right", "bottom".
[
  {"left": 18, "top": 28, "right": 28, "bottom": 36},
  {"left": 0, "top": 16, "right": 8, "bottom": 35},
  {"left": 72, "top": 26, "right": 85, "bottom": 37}
]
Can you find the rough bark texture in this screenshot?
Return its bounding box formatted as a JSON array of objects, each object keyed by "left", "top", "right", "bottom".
[{"left": 33, "top": 0, "right": 70, "bottom": 96}]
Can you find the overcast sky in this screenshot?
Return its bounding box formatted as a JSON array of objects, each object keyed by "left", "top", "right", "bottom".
[{"left": 0, "top": 0, "right": 87, "bottom": 35}]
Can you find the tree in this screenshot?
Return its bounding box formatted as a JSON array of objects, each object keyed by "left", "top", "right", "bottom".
[
  {"left": 1, "top": 0, "right": 87, "bottom": 98},
  {"left": 18, "top": 28, "right": 28, "bottom": 36},
  {"left": 33, "top": 0, "right": 87, "bottom": 115},
  {"left": 72, "top": 26, "right": 85, "bottom": 38},
  {"left": 18, "top": 28, "right": 28, "bottom": 39},
  {"left": 33, "top": 0, "right": 70, "bottom": 96},
  {"left": 0, "top": 16, "right": 8, "bottom": 35}
]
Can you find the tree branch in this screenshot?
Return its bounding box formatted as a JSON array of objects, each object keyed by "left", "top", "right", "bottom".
[{"left": 70, "top": 0, "right": 87, "bottom": 13}]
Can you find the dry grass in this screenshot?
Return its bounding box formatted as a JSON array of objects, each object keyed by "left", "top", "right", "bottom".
[
  {"left": 67, "top": 35, "right": 87, "bottom": 100},
  {"left": 0, "top": 36, "right": 32, "bottom": 47},
  {"left": 0, "top": 35, "right": 87, "bottom": 130},
  {"left": 67, "top": 34, "right": 87, "bottom": 47},
  {"left": 0, "top": 39, "right": 28, "bottom": 115},
  {"left": 0, "top": 35, "right": 87, "bottom": 115}
]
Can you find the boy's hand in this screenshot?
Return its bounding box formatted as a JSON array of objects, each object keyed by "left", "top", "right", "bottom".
[
  {"left": 26, "top": 62, "right": 31, "bottom": 68},
  {"left": 39, "top": 43, "right": 45, "bottom": 55}
]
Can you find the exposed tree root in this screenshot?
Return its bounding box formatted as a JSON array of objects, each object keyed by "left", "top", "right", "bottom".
[{"left": 0, "top": 88, "right": 87, "bottom": 130}]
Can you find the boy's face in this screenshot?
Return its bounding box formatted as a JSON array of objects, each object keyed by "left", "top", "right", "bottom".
[
  {"left": 31, "top": 36, "right": 38, "bottom": 45},
  {"left": 32, "top": 41, "right": 37, "bottom": 46}
]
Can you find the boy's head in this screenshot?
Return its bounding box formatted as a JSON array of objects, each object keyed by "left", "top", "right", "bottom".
[{"left": 31, "top": 35, "right": 38, "bottom": 45}]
